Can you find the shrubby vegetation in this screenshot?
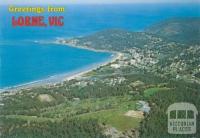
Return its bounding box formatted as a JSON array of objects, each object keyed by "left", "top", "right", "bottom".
[
  {"left": 140, "top": 81, "right": 200, "bottom": 138},
  {"left": 146, "top": 18, "right": 200, "bottom": 45},
  {"left": 1, "top": 118, "right": 106, "bottom": 138}
]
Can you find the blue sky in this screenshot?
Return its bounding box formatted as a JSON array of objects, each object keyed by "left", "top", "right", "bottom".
[{"left": 1, "top": 0, "right": 199, "bottom": 5}]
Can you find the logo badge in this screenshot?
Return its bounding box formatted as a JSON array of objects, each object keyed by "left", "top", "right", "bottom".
[{"left": 166, "top": 102, "right": 198, "bottom": 134}]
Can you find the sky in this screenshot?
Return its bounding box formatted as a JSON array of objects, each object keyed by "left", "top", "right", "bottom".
[{"left": 1, "top": 0, "right": 199, "bottom": 5}]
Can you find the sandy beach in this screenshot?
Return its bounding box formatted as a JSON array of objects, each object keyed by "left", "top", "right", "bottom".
[
  {"left": 0, "top": 44, "right": 122, "bottom": 93},
  {"left": 65, "top": 52, "right": 122, "bottom": 81}
]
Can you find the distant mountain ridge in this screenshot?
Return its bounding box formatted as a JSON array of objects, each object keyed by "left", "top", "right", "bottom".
[
  {"left": 145, "top": 18, "right": 200, "bottom": 45},
  {"left": 64, "top": 18, "right": 200, "bottom": 52},
  {"left": 63, "top": 29, "right": 163, "bottom": 51}
]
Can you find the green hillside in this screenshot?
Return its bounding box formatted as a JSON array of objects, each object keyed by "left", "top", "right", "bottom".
[{"left": 146, "top": 18, "right": 200, "bottom": 45}]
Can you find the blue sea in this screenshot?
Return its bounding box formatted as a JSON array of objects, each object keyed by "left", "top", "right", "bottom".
[{"left": 0, "top": 4, "right": 200, "bottom": 89}]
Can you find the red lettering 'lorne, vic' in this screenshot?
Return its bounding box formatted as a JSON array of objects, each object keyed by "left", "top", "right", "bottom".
[{"left": 12, "top": 16, "right": 47, "bottom": 27}]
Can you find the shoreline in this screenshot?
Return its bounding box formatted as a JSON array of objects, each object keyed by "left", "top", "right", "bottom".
[
  {"left": 0, "top": 44, "right": 122, "bottom": 93},
  {"left": 54, "top": 39, "right": 113, "bottom": 54}
]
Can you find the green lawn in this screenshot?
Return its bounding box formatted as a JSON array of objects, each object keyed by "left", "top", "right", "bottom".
[
  {"left": 78, "top": 109, "right": 142, "bottom": 131},
  {"left": 39, "top": 95, "right": 141, "bottom": 131},
  {"left": 144, "top": 87, "right": 170, "bottom": 98},
  {"left": 41, "top": 96, "right": 137, "bottom": 118}
]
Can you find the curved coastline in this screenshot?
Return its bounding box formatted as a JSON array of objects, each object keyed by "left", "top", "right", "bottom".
[{"left": 0, "top": 43, "right": 122, "bottom": 93}]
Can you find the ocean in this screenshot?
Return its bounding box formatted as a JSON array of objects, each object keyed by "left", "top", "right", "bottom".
[{"left": 0, "top": 4, "right": 199, "bottom": 89}]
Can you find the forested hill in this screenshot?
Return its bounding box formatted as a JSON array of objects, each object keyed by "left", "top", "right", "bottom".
[
  {"left": 63, "top": 18, "right": 200, "bottom": 52},
  {"left": 145, "top": 18, "right": 200, "bottom": 45},
  {"left": 63, "top": 29, "right": 163, "bottom": 51}
]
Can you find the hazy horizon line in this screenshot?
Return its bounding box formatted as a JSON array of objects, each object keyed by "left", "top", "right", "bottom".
[{"left": 1, "top": 2, "right": 200, "bottom": 6}]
